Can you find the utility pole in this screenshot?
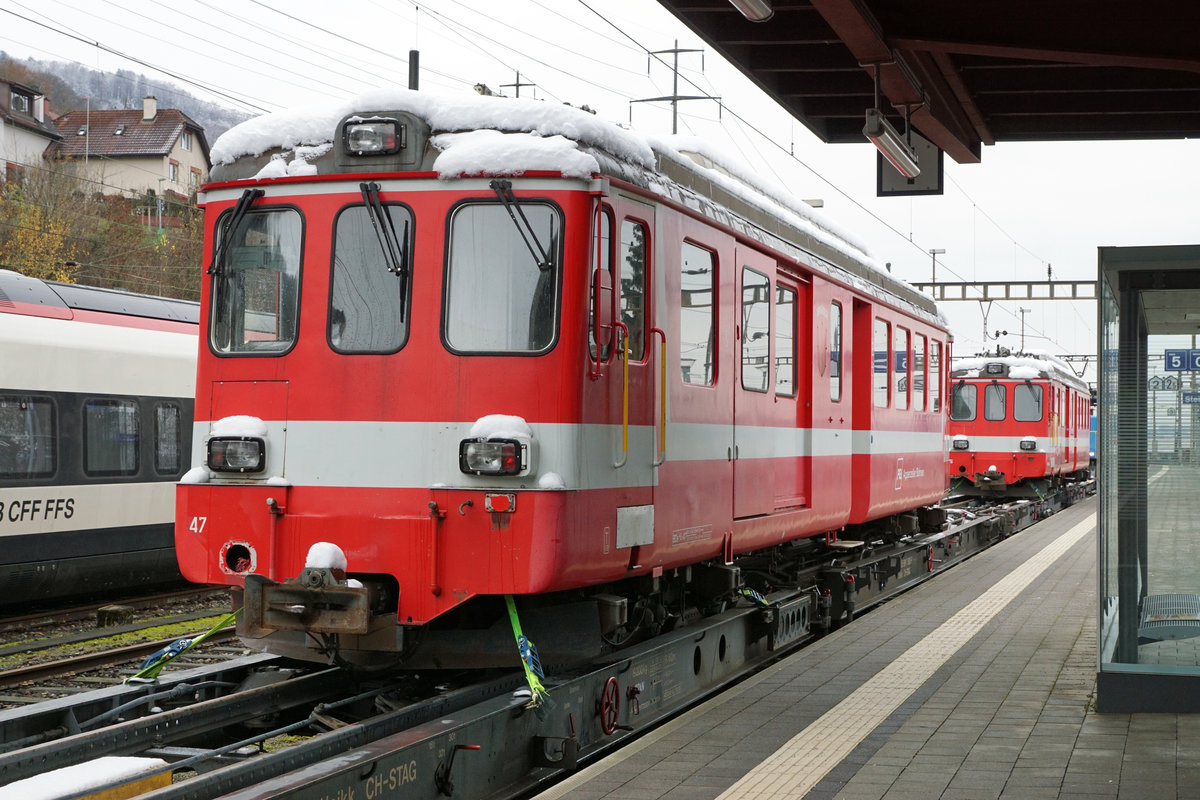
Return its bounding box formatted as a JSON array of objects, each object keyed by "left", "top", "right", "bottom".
[
  {"left": 929, "top": 248, "right": 944, "bottom": 292},
  {"left": 1019, "top": 307, "right": 1031, "bottom": 352},
  {"left": 501, "top": 71, "right": 536, "bottom": 98},
  {"left": 632, "top": 40, "right": 717, "bottom": 134}
]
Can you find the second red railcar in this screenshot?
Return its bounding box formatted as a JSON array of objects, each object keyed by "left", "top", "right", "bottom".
[{"left": 947, "top": 350, "right": 1091, "bottom": 496}]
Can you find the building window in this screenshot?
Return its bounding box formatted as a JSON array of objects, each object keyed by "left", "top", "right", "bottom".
[
  {"left": 181, "top": 131, "right": 193, "bottom": 151},
  {"left": 10, "top": 91, "right": 30, "bottom": 114},
  {"left": 190, "top": 168, "right": 201, "bottom": 190},
  {"left": 169, "top": 161, "right": 179, "bottom": 182}
]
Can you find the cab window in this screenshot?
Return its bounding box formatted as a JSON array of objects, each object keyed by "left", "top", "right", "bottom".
[{"left": 445, "top": 201, "right": 560, "bottom": 353}]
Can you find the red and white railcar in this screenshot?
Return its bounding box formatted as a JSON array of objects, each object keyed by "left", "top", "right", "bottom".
[
  {"left": 947, "top": 350, "right": 1091, "bottom": 496},
  {"left": 175, "top": 91, "right": 951, "bottom": 666}
]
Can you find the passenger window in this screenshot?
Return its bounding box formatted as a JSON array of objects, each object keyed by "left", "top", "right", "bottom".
[
  {"left": 154, "top": 403, "right": 183, "bottom": 475},
  {"left": 930, "top": 341, "right": 942, "bottom": 412},
  {"left": 950, "top": 382, "right": 976, "bottom": 421},
  {"left": 913, "top": 334, "right": 926, "bottom": 411},
  {"left": 894, "top": 327, "right": 909, "bottom": 410},
  {"left": 680, "top": 242, "right": 715, "bottom": 386},
  {"left": 776, "top": 285, "right": 796, "bottom": 397},
  {"left": 0, "top": 395, "right": 55, "bottom": 479},
  {"left": 1014, "top": 383, "right": 1044, "bottom": 422},
  {"left": 830, "top": 302, "right": 842, "bottom": 402},
  {"left": 330, "top": 203, "right": 413, "bottom": 353},
  {"left": 741, "top": 268, "right": 770, "bottom": 392},
  {"left": 873, "top": 318, "right": 889, "bottom": 408},
  {"left": 620, "top": 220, "right": 648, "bottom": 361},
  {"left": 588, "top": 207, "right": 614, "bottom": 361},
  {"left": 84, "top": 399, "right": 139, "bottom": 477},
  {"left": 984, "top": 382, "right": 1007, "bottom": 421}
]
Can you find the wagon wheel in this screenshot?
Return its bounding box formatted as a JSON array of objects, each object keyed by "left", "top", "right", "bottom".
[{"left": 599, "top": 676, "right": 620, "bottom": 735}]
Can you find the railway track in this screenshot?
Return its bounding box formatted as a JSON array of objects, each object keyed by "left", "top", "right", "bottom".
[
  {"left": 0, "top": 484, "right": 1091, "bottom": 799},
  {"left": 0, "top": 587, "right": 238, "bottom": 704}
]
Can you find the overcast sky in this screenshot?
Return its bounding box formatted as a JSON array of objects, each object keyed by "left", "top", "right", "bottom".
[{"left": 4, "top": 0, "right": 1198, "bottom": 384}]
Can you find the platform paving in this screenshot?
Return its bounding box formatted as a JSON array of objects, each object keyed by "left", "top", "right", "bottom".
[{"left": 535, "top": 496, "right": 1200, "bottom": 800}]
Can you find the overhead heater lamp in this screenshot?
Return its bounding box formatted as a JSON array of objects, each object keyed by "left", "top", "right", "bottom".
[
  {"left": 728, "top": 0, "right": 774, "bottom": 22},
  {"left": 864, "top": 108, "right": 921, "bottom": 179}
]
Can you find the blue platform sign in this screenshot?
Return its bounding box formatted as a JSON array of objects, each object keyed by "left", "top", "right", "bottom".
[
  {"left": 1163, "top": 349, "right": 1200, "bottom": 370},
  {"left": 1185, "top": 392, "right": 1200, "bottom": 405}
]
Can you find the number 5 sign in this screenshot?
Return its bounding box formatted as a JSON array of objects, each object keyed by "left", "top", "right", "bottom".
[{"left": 1165, "top": 349, "right": 1190, "bottom": 370}]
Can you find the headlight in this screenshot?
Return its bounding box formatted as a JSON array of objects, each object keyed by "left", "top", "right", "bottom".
[
  {"left": 208, "top": 437, "right": 265, "bottom": 473},
  {"left": 459, "top": 438, "right": 524, "bottom": 476},
  {"left": 952, "top": 438, "right": 970, "bottom": 451},
  {"left": 343, "top": 119, "right": 404, "bottom": 155},
  {"left": 1020, "top": 438, "right": 1037, "bottom": 451}
]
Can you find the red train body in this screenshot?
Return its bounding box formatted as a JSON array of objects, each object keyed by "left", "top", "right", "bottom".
[
  {"left": 176, "top": 92, "right": 951, "bottom": 666},
  {"left": 947, "top": 351, "right": 1091, "bottom": 496}
]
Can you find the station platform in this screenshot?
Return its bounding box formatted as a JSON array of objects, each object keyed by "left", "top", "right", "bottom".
[{"left": 536, "top": 496, "right": 1200, "bottom": 800}]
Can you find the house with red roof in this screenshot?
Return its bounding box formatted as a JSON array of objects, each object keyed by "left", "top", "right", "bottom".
[
  {"left": 47, "top": 96, "right": 210, "bottom": 201},
  {"left": 1, "top": 77, "right": 61, "bottom": 183}
]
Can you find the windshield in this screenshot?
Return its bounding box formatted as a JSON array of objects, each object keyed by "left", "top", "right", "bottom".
[
  {"left": 330, "top": 203, "right": 412, "bottom": 353},
  {"left": 444, "top": 201, "right": 560, "bottom": 353},
  {"left": 210, "top": 207, "right": 303, "bottom": 354}
]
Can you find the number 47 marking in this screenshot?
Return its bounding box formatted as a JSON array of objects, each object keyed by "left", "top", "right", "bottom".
[{"left": 189, "top": 516, "right": 208, "bottom": 534}]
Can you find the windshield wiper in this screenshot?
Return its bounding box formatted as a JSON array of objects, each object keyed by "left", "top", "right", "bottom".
[
  {"left": 207, "top": 188, "right": 264, "bottom": 275},
  {"left": 359, "top": 182, "right": 410, "bottom": 322},
  {"left": 490, "top": 179, "right": 554, "bottom": 273}
]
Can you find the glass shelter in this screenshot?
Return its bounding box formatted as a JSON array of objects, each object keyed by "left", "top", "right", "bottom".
[{"left": 1098, "top": 244, "right": 1200, "bottom": 712}]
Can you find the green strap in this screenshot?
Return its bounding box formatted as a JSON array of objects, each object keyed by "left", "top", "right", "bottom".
[
  {"left": 504, "top": 595, "right": 547, "bottom": 704},
  {"left": 126, "top": 608, "right": 242, "bottom": 682}
]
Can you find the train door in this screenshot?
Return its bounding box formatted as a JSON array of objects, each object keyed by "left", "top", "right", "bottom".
[
  {"left": 596, "top": 196, "right": 658, "bottom": 561},
  {"left": 810, "top": 286, "right": 852, "bottom": 526},
  {"left": 733, "top": 248, "right": 778, "bottom": 518}
]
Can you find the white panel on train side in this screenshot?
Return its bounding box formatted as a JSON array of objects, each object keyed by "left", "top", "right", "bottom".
[
  {"left": 0, "top": 482, "right": 174, "bottom": 536},
  {"left": 0, "top": 314, "right": 196, "bottom": 398}
]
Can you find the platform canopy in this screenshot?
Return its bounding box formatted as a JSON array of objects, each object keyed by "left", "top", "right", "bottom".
[{"left": 654, "top": 1, "right": 1200, "bottom": 165}]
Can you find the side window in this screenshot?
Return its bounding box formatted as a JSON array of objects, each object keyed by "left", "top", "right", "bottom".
[
  {"left": 984, "top": 382, "right": 1007, "bottom": 421},
  {"left": 84, "top": 399, "right": 139, "bottom": 477},
  {"left": 951, "top": 382, "right": 976, "bottom": 421},
  {"left": 830, "top": 302, "right": 842, "bottom": 402},
  {"left": 680, "top": 242, "right": 715, "bottom": 386},
  {"left": 930, "top": 341, "right": 942, "bottom": 412},
  {"left": 913, "top": 333, "right": 927, "bottom": 411},
  {"left": 154, "top": 402, "right": 183, "bottom": 475},
  {"left": 330, "top": 203, "right": 413, "bottom": 353},
  {"left": 775, "top": 285, "right": 796, "bottom": 397},
  {"left": 741, "top": 267, "right": 770, "bottom": 392},
  {"left": 894, "top": 327, "right": 909, "bottom": 410},
  {"left": 873, "top": 318, "right": 890, "bottom": 408},
  {"left": 0, "top": 395, "right": 55, "bottom": 479},
  {"left": 620, "top": 220, "right": 648, "bottom": 361},
  {"left": 1014, "top": 382, "right": 1044, "bottom": 422},
  {"left": 588, "top": 207, "right": 614, "bottom": 361}
]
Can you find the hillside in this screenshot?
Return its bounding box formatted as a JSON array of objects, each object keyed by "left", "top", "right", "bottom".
[{"left": 0, "top": 52, "right": 252, "bottom": 148}]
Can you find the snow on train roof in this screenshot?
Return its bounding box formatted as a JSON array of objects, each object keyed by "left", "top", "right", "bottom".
[
  {"left": 210, "top": 88, "right": 939, "bottom": 324},
  {"left": 953, "top": 351, "right": 1088, "bottom": 391}
]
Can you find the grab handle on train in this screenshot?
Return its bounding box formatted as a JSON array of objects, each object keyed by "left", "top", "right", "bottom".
[
  {"left": 612, "top": 321, "right": 630, "bottom": 468},
  {"left": 651, "top": 327, "right": 667, "bottom": 466}
]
